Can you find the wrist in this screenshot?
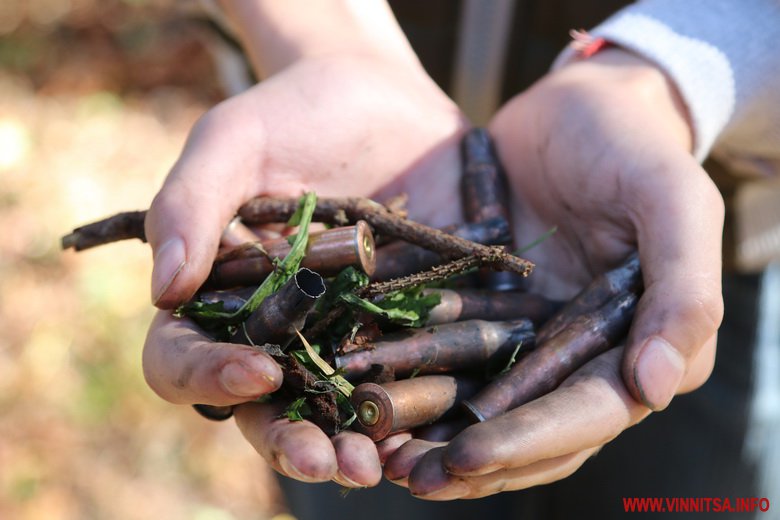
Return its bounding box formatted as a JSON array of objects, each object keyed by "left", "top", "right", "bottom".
[
  {"left": 219, "top": 0, "right": 421, "bottom": 78},
  {"left": 556, "top": 48, "right": 693, "bottom": 152}
]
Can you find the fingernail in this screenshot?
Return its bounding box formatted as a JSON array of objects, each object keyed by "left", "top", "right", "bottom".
[
  {"left": 412, "top": 481, "right": 470, "bottom": 500},
  {"left": 278, "top": 455, "right": 315, "bottom": 482},
  {"left": 634, "top": 336, "right": 685, "bottom": 410},
  {"left": 151, "top": 237, "right": 186, "bottom": 305},
  {"left": 332, "top": 470, "right": 365, "bottom": 488},
  {"left": 219, "top": 356, "right": 280, "bottom": 397}
]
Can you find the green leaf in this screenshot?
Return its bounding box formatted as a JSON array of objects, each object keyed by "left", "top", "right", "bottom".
[
  {"left": 286, "top": 199, "right": 307, "bottom": 226},
  {"left": 339, "top": 285, "right": 441, "bottom": 328},
  {"left": 496, "top": 341, "right": 524, "bottom": 376},
  {"left": 285, "top": 397, "right": 311, "bottom": 422},
  {"left": 515, "top": 226, "right": 557, "bottom": 255},
  {"left": 339, "top": 293, "right": 416, "bottom": 325}
]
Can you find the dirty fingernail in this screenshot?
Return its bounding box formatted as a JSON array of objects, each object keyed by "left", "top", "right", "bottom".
[
  {"left": 151, "top": 237, "right": 186, "bottom": 305},
  {"left": 634, "top": 336, "right": 685, "bottom": 410},
  {"left": 332, "top": 470, "right": 365, "bottom": 488},
  {"left": 412, "top": 481, "right": 470, "bottom": 500},
  {"left": 219, "top": 356, "right": 280, "bottom": 397},
  {"left": 279, "top": 455, "right": 319, "bottom": 482}
]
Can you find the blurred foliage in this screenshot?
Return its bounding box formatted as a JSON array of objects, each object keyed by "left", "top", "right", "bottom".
[{"left": 0, "top": 1, "right": 288, "bottom": 519}]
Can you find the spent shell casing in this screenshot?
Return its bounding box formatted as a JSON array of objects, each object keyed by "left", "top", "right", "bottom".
[
  {"left": 232, "top": 268, "right": 326, "bottom": 347},
  {"left": 372, "top": 217, "right": 511, "bottom": 281},
  {"left": 196, "top": 286, "right": 257, "bottom": 314},
  {"left": 460, "top": 127, "right": 511, "bottom": 226},
  {"left": 536, "top": 252, "right": 642, "bottom": 344},
  {"left": 335, "top": 318, "right": 534, "bottom": 380},
  {"left": 350, "top": 375, "right": 480, "bottom": 441},
  {"left": 208, "top": 221, "right": 375, "bottom": 288},
  {"left": 424, "top": 288, "right": 562, "bottom": 327},
  {"left": 462, "top": 291, "right": 638, "bottom": 423},
  {"left": 461, "top": 128, "right": 523, "bottom": 291}
]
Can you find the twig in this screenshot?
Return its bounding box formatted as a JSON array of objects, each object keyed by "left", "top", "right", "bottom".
[
  {"left": 62, "top": 196, "right": 534, "bottom": 277},
  {"left": 61, "top": 211, "right": 147, "bottom": 251},
  {"left": 239, "top": 196, "right": 534, "bottom": 276}
]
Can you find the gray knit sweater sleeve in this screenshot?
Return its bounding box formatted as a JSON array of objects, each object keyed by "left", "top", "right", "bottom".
[{"left": 555, "top": 0, "right": 780, "bottom": 175}]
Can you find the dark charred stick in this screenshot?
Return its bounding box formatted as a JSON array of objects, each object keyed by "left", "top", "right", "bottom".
[
  {"left": 424, "top": 288, "right": 563, "bottom": 327},
  {"left": 232, "top": 268, "right": 326, "bottom": 348},
  {"left": 238, "top": 196, "right": 534, "bottom": 277},
  {"left": 372, "top": 217, "right": 511, "bottom": 281},
  {"left": 208, "top": 222, "right": 376, "bottom": 289},
  {"left": 334, "top": 318, "right": 535, "bottom": 380},
  {"left": 462, "top": 291, "right": 638, "bottom": 423},
  {"left": 536, "top": 252, "right": 642, "bottom": 344},
  {"left": 350, "top": 375, "right": 481, "bottom": 441},
  {"left": 61, "top": 210, "right": 147, "bottom": 251}
]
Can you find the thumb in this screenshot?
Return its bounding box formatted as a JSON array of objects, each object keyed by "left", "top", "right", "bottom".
[
  {"left": 145, "top": 106, "right": 262, "bottom": 309},
  {"left": 622, "top": 160, "right": 725, "bottom": 411}
]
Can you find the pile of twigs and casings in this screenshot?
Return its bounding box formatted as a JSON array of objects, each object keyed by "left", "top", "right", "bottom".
[{"left": 62, "top": 128, "right": 642, "bottom": 440}]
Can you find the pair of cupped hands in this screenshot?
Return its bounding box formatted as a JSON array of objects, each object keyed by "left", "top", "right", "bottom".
[{"left": 142, "top": 48, "right": 724, "bottom": 500}]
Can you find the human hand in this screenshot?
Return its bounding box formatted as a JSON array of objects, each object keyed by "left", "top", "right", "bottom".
[
  {"left": 385, "top": 48, "right": 724, "bottom": 498},
  {"left": 141, "top": 29, "right": 467, "bottom": 486}
]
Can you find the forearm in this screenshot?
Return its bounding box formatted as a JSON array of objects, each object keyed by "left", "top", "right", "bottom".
[{"left": 218, "top": 0, "right": 421, "bottom": 78}]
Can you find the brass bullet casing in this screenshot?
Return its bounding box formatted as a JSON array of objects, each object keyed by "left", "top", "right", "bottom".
[
  {"left": 462, "top": 291, "right": 638, "bottom": 423},
  {"left": 335, "top": 318, "right": 534, "bottom": 380},
  {"left": 424, "top": 288, "right": 562, "bottom": 327},
  {"left": 372, "top": 217, "right": 511, "bottom": 281},
  {"left": 232, "top": 267, "right": 326, "bottom": 348},
  {"left": 536, "top": 252, "right": 641, "bottom": 344},
  {"left": 350, "top": 375, "right": 479, "bottom": 441},
  {"left": 208, "top": 221, "right": 376, "bottom": 288}
]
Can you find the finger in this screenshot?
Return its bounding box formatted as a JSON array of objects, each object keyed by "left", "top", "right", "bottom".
[
  {"left": 443, "top": 348, "right": 649, "bottom": 477},
  {"left": 375, "top": 431, "right": 413, "bottom": 465},
  {"left": 143, "top": 311, "right": 282, "bottom": 405},
  {"left": 330, "top": 431, "right": 382, "bottom": 488},
  {"left": 408, "top": 446, "right": 598, "bottom": 500},
  {"left": 234, "top": 402, "right": 338, "bottom": 482},
  {"left": 383, "top": 439, "right": 445, "bottom": 484},
  {"left": 145, "top": 99, "right": 266, "bottom": 308},
  {"left": 624, "top": 159, "right": 724, "bottom": 410},
  {"left": 678, "top": 333, "right": 717, "bottom": 394}
]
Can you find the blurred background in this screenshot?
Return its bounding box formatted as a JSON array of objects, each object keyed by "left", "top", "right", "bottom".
[{"left": 0, "top": 1, "right": 289, "bottom": 518}]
